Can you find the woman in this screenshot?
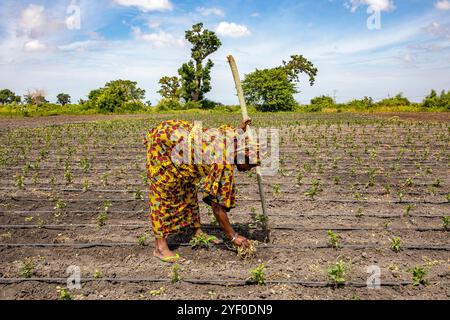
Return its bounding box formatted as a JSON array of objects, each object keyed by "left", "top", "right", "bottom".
[{"left": 144, "top": 118, "right": 258, "bottom": 263}]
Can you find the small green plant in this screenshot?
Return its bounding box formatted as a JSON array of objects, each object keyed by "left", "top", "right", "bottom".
[
  {"left": 134, "top": 188, "right": 144, "bottom": 200},
  {"left": 56, "top": 286, "right": 72, "bottom": 300},
  {"left": 138, "top": 234, "right": 147, "bottom": 246},
  {"left": 305, "top": 179, "right": 322, "bottom": 200},
  {"left": 327, "top": 259, "right": 348, "bottom": 286},
  {"left": 390, "top": 237, "right": 403, "bottom": 252},
  {"left": 442, "top": 216, "right": 450, "bottom": 231},
  {"left": 296, "top": 172, "right": 303, "bottom": 185},
  {"left": 272, "top": 183, "right": 281, "bottom": 196},
  {"left": 397, "top": 190, "right": 405, "bottom": 203},
  {"left": 405, "top": 178, "right": 414, "bottom": 187},
  {"left": 82, "top": 179, "right": 90, "bottom": 192},
  {"left": 64, "top": 167, "right": 73, "bottom": 184},
  {"left": 170, "top": 263, "right": 181, "bottom": 283},
  {"left": 96, "top": 212, "right": 108, "bottom": 227},
  {"left": 356, "top": 207, "right": 364, "bottom": 218},
  {"left": 36, "top": 216, "right": 45, "bottom": 229},
  {"left": 404, "top": 204, "right": 415, "bottom": 216},
  {"left": 189, "top": 233, "right": 218, "bottom": 249},
  {"left": 93, "top": 269, "right": 103, "bottom": 279},
  {"left": 19, "top": 259, "right": 34, "bottom": 278},
  {"left": 149, "top": 287, "right": 166, "bottom": 296},
  {"left": 327, "top": 230, "right": 341, "bottom": 249},
  {"left": 432, "top": 178, "right": 441, "bottom": 188},
  {"left": 100, "top": 173, "right": 109, "bottom": 186},
  {"left": 54, "top": 199, "right": 66, "bottom": 211},
  {"left": 407, "top": 266, "right": 427, "bottom": 286},
  {"left": 103, "top": 200, "right": 112, "bottom": 213},
  {"left": 255, "top": 213, "right": 267, "bottom": 227},
  {"left": 249, "top": 263, "right": 265, "bottom": 285},
  {"left": 333, "top": 176, "right": 341, "bottom": 185},
  {"left": 15, "top": 175, "right": 25, "bottom": 189}
]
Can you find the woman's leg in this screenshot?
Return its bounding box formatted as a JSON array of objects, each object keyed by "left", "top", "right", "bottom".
[{"left": 153, "top": 237, "right": 178, "bottom": 261}]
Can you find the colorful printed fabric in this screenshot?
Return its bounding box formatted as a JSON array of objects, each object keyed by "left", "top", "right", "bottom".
[{"left": 144, "top": 120, "right": 237, "bottom": 239}]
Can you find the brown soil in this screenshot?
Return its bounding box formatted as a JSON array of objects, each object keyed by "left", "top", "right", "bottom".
[{"left": 0, "top": 113, "right": 449, "bottom": 300}]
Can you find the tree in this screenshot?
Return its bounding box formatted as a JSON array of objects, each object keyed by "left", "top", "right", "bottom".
[
  {"left": 0, "top": 89, "right": 21, "bottom": 104},
  {"left": 242, "top": 55, "right": 318, "bottom": 112},
  {"left": 24, "top": 89, "right": 48, "bottom": 106},
  {"left": 57, "top": 93, "right": 71, "bottom": 106},
  {"left": 178, "top": 23, "right": 222, "bottom": 102},
  {"left": 86, "top": 80, "right": 146, "bottom": 113},
  {"left": 158, "top": 76, "right": 181, "bottom": 101},
  {"left": 242, "top": 68, "right": 298, "bottom": 112}
]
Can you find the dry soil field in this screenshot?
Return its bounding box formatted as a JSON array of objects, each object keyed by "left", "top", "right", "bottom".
[{"left": 0, "top": 112, "right": 449, "bottom": 300}]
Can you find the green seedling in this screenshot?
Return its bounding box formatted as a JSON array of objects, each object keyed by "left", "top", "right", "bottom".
[
  {"left": 189, "top": 233, "right": 218, "bottom": 249},
  {"left": 170, "top": 263, "right": 181, "bottom": 284},
  {"left": 134, "top": 188, "right": 144, "bottom": 200},
  {"left": 272, "top": 183, "right": 281, "bottom": 196},
  {"left": 390, "top": 237, "right": 403, "bottom": 252},
  {"left": 407, "top": 266, "right": 427, "bottom": 286},
  {"left": 56, "top": 286, "right": 72, "bottom": 300},
  {"left": 327, "top": 259, "right": 348, "bottom": 286},
  {"left": 404, "top": 204, "right": 415, "bottom": 216},
  {"left": 137, "top": 234, "right": 147, "bottom": 246},
  {"left": 93, "top": 269, "right": 103, "bottom": 279},
  {"left": 15, "top": 175, "right": 24, "bottom": 189},
  {"left": 149, "top": 287, "right": 166, "bottom": 296},
  {"left": 327, "top": 230, "right": 341, "bottom": 249},
  {"left": 356, "top": 207, "right": 364, "bottom": 218},
  {"left": 96, "top": 212, "right": 108, "bottom": 227},
  {"left": 442, "top": 216, "right": 450, "bottom": 231},
  {"left": 19, "top": 259, "right": 34, "bottom": 278}
]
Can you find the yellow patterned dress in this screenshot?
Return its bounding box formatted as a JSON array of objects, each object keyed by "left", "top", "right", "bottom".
[{"left": 144, "top": 120, "right": 237, "bottom": 239}]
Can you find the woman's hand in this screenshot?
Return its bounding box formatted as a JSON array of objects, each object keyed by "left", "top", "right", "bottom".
[
  {"left": 238, "top": 117, "right": 252, "bottom": 132},
  {"left": 232, "top": 235, "right": 250, "bottom": 248}
]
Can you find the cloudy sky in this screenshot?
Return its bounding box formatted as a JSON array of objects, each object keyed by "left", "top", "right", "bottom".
[{"left": 0, "top": 0, "right": 449, "bottom": 104}]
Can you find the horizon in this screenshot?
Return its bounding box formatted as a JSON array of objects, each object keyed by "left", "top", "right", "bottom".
[{"left": 1, "top": 0, "right": 450, "bottom": 105}]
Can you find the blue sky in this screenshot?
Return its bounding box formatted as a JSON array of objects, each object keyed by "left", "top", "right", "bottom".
[{"left": 0, "top": 0, "right": 449, "bottom": 104}]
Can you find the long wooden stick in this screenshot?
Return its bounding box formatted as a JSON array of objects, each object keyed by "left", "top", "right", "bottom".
[{"left": 227, "top": 55, "right": 269, "bottom": 238}]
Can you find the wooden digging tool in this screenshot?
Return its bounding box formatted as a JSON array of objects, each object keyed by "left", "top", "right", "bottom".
[{"left": 227, "top": 55, "right": 270, "bottom": 241}]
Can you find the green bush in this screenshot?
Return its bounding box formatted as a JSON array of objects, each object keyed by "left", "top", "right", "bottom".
[
  {"left": 377, "top": 93, "right": 410, "bottom": 107},
  {"left": 422, "top": 90, "right": 450, "bottom": 110},
  {"left": 155, "top": 99, "right": 183, "bottom": 111},
  {"left": 200, "top": 99, "right": 223, "bottom": 109}
]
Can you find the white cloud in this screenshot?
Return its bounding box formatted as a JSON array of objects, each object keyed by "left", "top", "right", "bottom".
[
  {"left": 24, "top": 39, "right": 47, "bottom": 52},
  {"left": 196, "top": 7, "right": 225, "bottom": 17},
  {"left": 400, "top": 53, "right": 415, "bottom": 63},
  {"left": 20, "top": 4, "right": 46, "bottom": 34},
  {"left": 216, "top": 22, "right": 251, "bottom": 38},
  {"left": 346, "top": 0, "right": 395, "bottom": 12},
  {"left": 132, "top": 27, "right": 185, "bottom": 48},
  {"left": 424, "top": 22, "right": 450, "bottom": 37},
  {"left": 435, "top": 1, "right": 450, "bottom": 10},
  {"left": 113, "top": 0, "right": 173, "bottom": 12}
]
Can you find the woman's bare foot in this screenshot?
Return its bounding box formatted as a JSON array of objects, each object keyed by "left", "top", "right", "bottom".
[
  {"left": 193, "top": 228, "right": 223, "bottom": 244},
  {"left": 154, "top": 238, "right": 182, "bottom": 263}
]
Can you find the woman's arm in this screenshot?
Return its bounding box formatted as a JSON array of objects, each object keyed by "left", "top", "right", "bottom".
[{"left": 211, "top": 202, "right": 250, "bottom": 248}]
